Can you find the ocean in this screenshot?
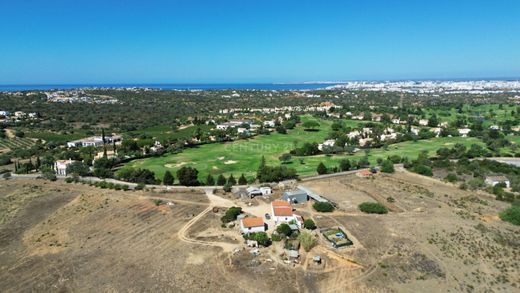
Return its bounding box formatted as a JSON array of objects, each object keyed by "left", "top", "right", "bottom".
[{"left": 0, "top": 83, "right": 337, "bottom": 92}]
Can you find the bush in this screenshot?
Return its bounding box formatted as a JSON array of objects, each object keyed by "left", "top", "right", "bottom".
[
  {"left": 223, "top": 183, "right": 233, "bottom": 192},
  {"left": 134, "top": 183, "right": 145, "bottom": 190},
  {"left": 380, "top": 159, "right": 395, "bottom": 173},
  {"left": 298, "top": 231, "right": 317, "bottom": 252},
  {"left": 359, "top": 202, "right": 388, "bottom": 214},
  {"left": 317, "top": 162, "right": 328, "bottom": 175},
  {"left": 445, "top": 173, "right": 458, "bottom": 182},
  {"left": 303, "top": 219, "right": 317, "bottom": 230},
  {"left": 499, "top": 206, "right": 520, "bottom": 225},
  {"left": 2, "top": 172, "right": 11, "bottom": 179},
  {"left": 271, "top": 234, "right": 282, "bottom": 242},
  {"left": 252, "top": 232, "right": 270, "bottom": 246},
  {"left": 313, "top": 202, "right": 335, "bottom": 212},
  {"left": 276, "top": 223, "right": 292, "bottom": 236},
  {"left": 412, "top": 165, "right": 433, "bottom": 176},
  {"left": 176, "top": 166, "right": 199, "bottom": 186},
  {"left": 221, "top": 206, "right": 242, "bottom": 223}
]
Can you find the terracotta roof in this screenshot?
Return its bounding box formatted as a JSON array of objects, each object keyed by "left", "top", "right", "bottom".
[
  {"left": 357, "top": 169, "right": 373, "bottom": 176},
  {"left": 271, "top": 200, "right": 291, "bottom": 207},
  {"left": 241, "top": 217, "right": 264, "bottom": 228},
  {"left": 273, "top": 206, "right": 293, "bottom": 217}
]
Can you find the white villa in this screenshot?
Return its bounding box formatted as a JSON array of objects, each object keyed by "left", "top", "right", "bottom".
[
  {"left": 54, "top": 159, "right": 75, "bottom": 176},
  {"left": 240, "top": 217, "right": 266, "bottom": 234}
]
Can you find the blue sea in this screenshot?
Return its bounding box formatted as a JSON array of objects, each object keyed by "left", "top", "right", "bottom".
[{"left": 0, "top": 83, "right": 337, "bottom": 92}]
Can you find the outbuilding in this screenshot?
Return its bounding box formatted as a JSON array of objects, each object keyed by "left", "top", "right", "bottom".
[
  {"left": 485, "top": 176, "right": 510, "bottom": 188},
  {"left": 281, "top": 190, "right": 308, "bottom": 204}
]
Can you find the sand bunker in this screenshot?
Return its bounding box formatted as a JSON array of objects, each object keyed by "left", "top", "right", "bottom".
[
  {"left": 164, "top": 162, "right": 188, "bottom": 168},
  {"left": 224, "top": 160, "right": 238, "bottom": 165}
]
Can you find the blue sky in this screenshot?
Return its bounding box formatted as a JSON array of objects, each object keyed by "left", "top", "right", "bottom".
[{"left": 0, "top": 0, "right": 519, "bottom": 84}]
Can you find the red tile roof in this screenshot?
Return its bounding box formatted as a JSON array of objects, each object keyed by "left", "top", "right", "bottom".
[
  {"left": 241, "top": 217, "right": 264, "bottom": 228},
  {"left": 272, "top": 200, "right": 291, "bottom": 207}
]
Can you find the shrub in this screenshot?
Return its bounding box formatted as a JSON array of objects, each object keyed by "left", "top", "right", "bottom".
[
  {"left": 380, "top": 159, "right": 395, "bottom": 173},
  {"left": 271, "top": 234, "right": 282, "bottom": 242},
  {"left": 303, "top": 219, "right": 317, "bottom": 230},
  {"left": 499, "top": 206, "right": 520, "bottom": 225},
  {"left": 176, "top": 166, "right": 199, "bottom": 186},
  {"left": 445, "top": 173, "right": 458, "bottom": 182},
  {"left": 359, "top": 202, "right": 388, "bottom": 214},
  {"left": 2, "top": 172, "right": 11, "bottom": 179},
  {"left": 298, "top": 231, "right": 317, "bottom": 252},
  {"left": 221, "top": 206, "right": 242, "bottom": 223},
  {"left": 412, "top": 165, "right": 433, "bottom": 176},
  {"left": 134, "top": 183, "right": 145, "bottom": 190},
  {"left": 313, "top": 202, "right": 335, "bottom": 212},
  {"left": 252, "top": 232, "right": 270, "bottom": 246},
  {"left": 317, "top": 162, "right": 328, "bottom": 175},
  {"left": 223, "top": 182, "right": 233, "bottom": 192},
  {"left": 276, "top": 223, "right": 292, "bottom": 236}
]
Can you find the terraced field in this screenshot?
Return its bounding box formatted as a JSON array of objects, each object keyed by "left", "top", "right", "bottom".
[{"left": 0, "top": 137, "right": 35, "bottom": 151}]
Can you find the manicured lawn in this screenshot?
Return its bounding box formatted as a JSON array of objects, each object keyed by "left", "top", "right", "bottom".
[
  {"left": 289, "top": 137, "right": 485, "bottom": 177},
  {"left": 424, "top": 104, "right": 517, "bottom": 127},
  {"left": 123, "top": 115, "right": 332, "bottom": 180},
  {"left": 123, "top": 115, "right": 485, "bottom": 182}
]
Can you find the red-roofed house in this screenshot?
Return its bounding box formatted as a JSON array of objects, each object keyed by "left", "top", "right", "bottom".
[
  {"left": 240, "top": 217, "right": 266, "bottom": 234},
  {"left": 271, "top": 200, "right": 297, "bottom": 225}
]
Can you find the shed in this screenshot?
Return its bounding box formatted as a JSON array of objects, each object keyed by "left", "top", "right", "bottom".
[
  {"left": 297, "top": 186, "right": 329, "bottom": 203},
  {"left": 281, "top": 190, "right": 308, "bottom": 204},
  {"left": 288, "top": 250, "right": 300, "bottom": 259}
]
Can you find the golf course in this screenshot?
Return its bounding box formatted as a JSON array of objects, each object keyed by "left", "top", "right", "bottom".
[{"left": 121, "top": 115, "right": 488, "bottom": 181}]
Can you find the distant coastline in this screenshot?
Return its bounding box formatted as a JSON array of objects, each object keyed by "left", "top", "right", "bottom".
[
  {"left": 0, "top": 83, "right": 333, "bottom": 92},
  {"left": 1, "top": 78, "right": 520, "bottom": 92}
]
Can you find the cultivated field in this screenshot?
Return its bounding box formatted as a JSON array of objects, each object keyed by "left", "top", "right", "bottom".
[{"left": 1, "top": 169, "right": 518, "bottom": 292}]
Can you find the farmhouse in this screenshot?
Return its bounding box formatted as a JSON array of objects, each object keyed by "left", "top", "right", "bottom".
[
  {"left": 271, "top": 200, "right": 296, "bottom": 225},
  {"left": 240, "top": 217, "right": 266, "bottom": 234},
  {"left": 54, "top": 159, "right": 75, "bottom": 176},
  {"left": 485, "top": 176, "right": 510, "bottom": 188},
  {"left": 67, "top": 135, "right": 122, "bottom": 148}
]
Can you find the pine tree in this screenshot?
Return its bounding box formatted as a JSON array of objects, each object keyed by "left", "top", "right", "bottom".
[
  {"left": 101, "top": 129, "right": 106, "bottom": 144},
  {"left": 163, "top": 171, "right": 174, "bottom": 185},
  {"left": 206, "top": 174, "right": 215, "bottom": 186},
  {"left": 217, "top": 174, "right": 227, "bottom": 186},
  {"left": 227, "top": 174, "right": 236, "bottom": 185},
  {"left": 36, "top": 156, "right": 41, "bottom": 171},
  {"left": 317, "top": 162, "right": 328, "bottom": 175},
  {"left": 238, "top": 173, "right": 247, "bottom": 185},
  {"left": 256, "top": 155, "right": 267, "bottom": 179}
]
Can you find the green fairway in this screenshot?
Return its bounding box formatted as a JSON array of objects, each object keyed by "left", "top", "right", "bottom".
[
  {"left": 122, "top": 115, "right": 485, "bottom": 182},
  {"left": 122, "top": 115, "right": 332, "bottom": 180}
]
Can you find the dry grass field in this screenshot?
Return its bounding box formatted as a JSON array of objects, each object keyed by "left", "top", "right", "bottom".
[{"left": 1, "top": 170, "right": 519, "bottom": 292}]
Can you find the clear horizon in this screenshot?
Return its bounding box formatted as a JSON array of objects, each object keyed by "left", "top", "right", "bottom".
[{"left": 1, "top": 0, "right": 519, "bottom": 84}]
